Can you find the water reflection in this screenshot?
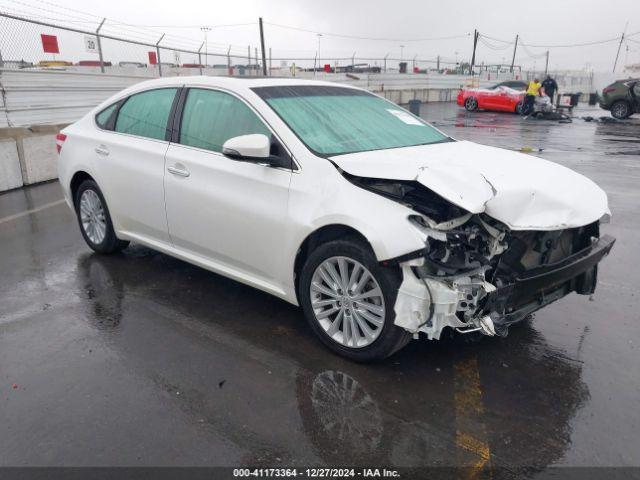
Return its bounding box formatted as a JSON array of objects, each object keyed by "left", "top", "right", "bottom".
[
  {"left": 75, "top": 249, "right": 589, "bottom": 475},
  {"left": 296, "top": 324, "right": 589, "bottom": 475},
  {"left": 77, "top": 254, "right": 124, "bottom": 330}
]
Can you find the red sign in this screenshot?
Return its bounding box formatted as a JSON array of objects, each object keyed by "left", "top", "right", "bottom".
[
  {"left": 41, "top": 34, "right": 59, "bottom": 54},
  {"left": 148, "top": 51, "right": 157, "bottom": 65}
]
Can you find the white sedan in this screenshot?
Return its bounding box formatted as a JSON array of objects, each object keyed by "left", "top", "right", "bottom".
[{"left": 57, "top": 76, "right": 615, "bottom": 361}]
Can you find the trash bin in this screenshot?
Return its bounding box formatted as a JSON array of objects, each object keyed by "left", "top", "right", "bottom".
[
  {"left": 408, "top": 99, "right": 421, "bottom": 116},
  {"left": 588, "top": 93, "right": 598, "bottom": 106},
  {"left": 570, "top": 93, "right": 581, "bottom": 107},
  {"left": 399, "top": 62, "right": 407, "bottom": 74}
]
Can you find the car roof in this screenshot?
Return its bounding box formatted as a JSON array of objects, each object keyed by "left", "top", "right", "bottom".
[{"left": 121, "top": 75, "right": 354, "bottom": 95}]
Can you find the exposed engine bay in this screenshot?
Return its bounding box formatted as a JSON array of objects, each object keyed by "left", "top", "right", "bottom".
[{"left": 347, "top": 175, "right": 615, "bottom": 340}]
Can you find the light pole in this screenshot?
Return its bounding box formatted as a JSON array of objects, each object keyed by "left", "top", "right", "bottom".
[
  {"left": 317, "top": 33, "right": 322, "bottom": 73},
  {"left": 400, "top": 44, "right": 405, "bottom": 61},
  {"left": 200, "top": 27, "right": 211, "bottom": 66}
]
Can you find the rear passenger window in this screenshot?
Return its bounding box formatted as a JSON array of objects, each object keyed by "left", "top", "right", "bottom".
[
  {"left": 96, "top": 103, "right": 118, "bottom": 130},
  {"left": 179, "top": 88, "right": 270, "bottom": 153},
  {"left": 633, "top": 83, "right": 640, "bottom": 96},
  {"left": 115, "top": 88, "right": 177, "bottom": 141}
]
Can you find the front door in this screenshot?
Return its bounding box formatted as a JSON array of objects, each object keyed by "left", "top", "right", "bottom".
[{"left": 163, "top": 88, "right": 292, "bottom": 293}]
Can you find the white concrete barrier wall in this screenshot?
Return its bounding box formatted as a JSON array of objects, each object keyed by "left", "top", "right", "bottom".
[
  {"left": 21, "top": 134, "right": 58, "bottom": 184},
  {"left": 0, "top": 139, "right": 22, "bottom": 191}
]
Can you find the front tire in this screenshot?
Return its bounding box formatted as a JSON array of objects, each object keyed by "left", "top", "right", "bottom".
[
  {"left": 610, "top": 100, "right": 631, "bottom": 119},
  {"left": 464, "top": 97, "right": 479, "bottom": 111},
  {"left": 299, "top": 239, "right": 412, "bottom": 362},
  {"left": 515, "top": 100, "right": 524, "bottom": 114},
  {"left": 74, "top": 179, "right": 129, "bottom": 254}
]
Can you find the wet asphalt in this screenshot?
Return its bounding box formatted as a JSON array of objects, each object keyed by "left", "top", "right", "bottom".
[{"left": 0, "top": 104, "right": 639, "bottom": 476}]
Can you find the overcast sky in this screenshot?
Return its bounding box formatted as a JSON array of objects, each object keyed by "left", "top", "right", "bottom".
[{"left": 2, "top": 0, "right": 639, "bottom": 72}]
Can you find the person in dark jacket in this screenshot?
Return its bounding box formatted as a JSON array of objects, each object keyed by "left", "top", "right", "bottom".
[{"left": 542, "top": 75, "right": 558, "bottom": 104}]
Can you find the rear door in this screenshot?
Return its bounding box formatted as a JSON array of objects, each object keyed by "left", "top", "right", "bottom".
[
  {"left": 163, "top": 88, "right": 292, "bottom": 292},
  {"left": 93, "top": 87, "right": 178, "bottom": 245},
  {"left": 633, "top": 82, "right": 640, "bottom": 113}
]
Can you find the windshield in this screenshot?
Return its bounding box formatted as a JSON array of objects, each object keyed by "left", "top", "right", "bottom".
[{"left": 252, "top": 85, "right": 450, "bottom": 156}]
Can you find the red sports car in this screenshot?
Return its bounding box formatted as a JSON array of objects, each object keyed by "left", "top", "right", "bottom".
[{"left": 457, "top": 80, "right": 527, "bottom": 113}]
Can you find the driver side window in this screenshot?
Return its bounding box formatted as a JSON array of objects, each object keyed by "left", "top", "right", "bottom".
[
  {"left": 179, "top": 88, "right": 271, "bottom": 153},
  {"left": 633, "top": 82, "right": 640, "bottom": 97}
]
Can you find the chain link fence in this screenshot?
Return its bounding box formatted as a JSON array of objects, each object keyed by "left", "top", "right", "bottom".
[
  {"left": 0, "top": 11, "right": 531, "bottom": 79},
  {"left": 0, "top": 12, "right": 265, "bottom": 76}
]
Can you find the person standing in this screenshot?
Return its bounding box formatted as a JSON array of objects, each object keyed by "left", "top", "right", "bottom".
[
  {"left": 523, "top": 78, "right": 542, "bottom": 115},
  {"left": 542, "top": 75, "right": 558, "bottom": 104}
]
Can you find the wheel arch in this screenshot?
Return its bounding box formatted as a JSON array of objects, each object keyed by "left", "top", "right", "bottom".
[
  {"left": 293, "top": 224, "right": 374, "bottom": 303},
  {"left": 70, "top": 170, "right": 96, "bottom": 205}
]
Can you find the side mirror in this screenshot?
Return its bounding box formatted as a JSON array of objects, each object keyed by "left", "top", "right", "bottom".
[
  {"left": 222, "top": 134, "right": 270, "bottom": 160},
  {"left": 222, "top": 133, "right": 291, "bottom": 169}
]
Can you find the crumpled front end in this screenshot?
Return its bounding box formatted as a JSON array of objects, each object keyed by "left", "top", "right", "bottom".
[{"left": 392, "top": 209, "right": 615, "bottom": 339}]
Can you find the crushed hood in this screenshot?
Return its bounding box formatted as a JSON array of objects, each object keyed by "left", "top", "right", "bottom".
[{"left": 330, "top": 140, "right": 610, "bottom": 230}]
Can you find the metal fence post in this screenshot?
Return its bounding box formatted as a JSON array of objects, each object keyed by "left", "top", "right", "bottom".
[
  {"left": 96, "top": 18, "right": 106, "bottom": 73},
  {"left": 156, "top": 34, "right": 165, "bottom": 77}
]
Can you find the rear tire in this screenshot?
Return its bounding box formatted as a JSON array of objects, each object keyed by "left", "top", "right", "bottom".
[
  {"left": 74, "top": 179, "right": 129, "bottom": 254},
  {"left": 464, "top": 97, "right": 479, "bottom": 112},
  {"left": 611, "top": 100, "right": 631, "bottom": 119},
  {"left": 299, "top": 239, "right": 412, "bottom": 362}
]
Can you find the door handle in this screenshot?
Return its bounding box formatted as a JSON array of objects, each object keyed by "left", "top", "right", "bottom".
[
  {"left": 167, "top": 165, "right": 190, "bottom": 177},
  {"left": 95, "top": 145, "right": 109, "bottom": 156}
]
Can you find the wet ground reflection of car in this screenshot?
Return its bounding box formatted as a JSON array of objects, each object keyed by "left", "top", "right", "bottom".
[{"left": 72, "top": 249, "right": 587, "bottom": 476}]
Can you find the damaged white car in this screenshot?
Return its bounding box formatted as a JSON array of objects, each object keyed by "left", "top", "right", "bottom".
[{"left": 57, "top": 77, "right": 615, "bottom": 361}]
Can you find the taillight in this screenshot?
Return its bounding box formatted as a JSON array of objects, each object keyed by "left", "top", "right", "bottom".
[
  {"left": 602, "top": 86, "right": 615, "bottom": 94},
  {"left": 55, "top": 133, "right": 67, "bottom": 154}
]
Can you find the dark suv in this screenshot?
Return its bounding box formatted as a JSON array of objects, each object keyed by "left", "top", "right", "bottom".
[{"left": 599, "top": 78, "right": 640, "bottom": 119}]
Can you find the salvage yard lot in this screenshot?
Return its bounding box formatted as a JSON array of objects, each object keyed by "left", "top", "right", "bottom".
[{"left": 1, "top": 103, "right": 638, "bottom": 475}]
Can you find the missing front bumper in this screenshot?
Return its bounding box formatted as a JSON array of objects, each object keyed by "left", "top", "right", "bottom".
[{"left": 393, "top": 234, "right": 616, "bottom": 339}]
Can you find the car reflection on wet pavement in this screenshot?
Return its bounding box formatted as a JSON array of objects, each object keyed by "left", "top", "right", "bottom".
[{"left": 0, "top": 103, "right": 638, "bottom": 476}]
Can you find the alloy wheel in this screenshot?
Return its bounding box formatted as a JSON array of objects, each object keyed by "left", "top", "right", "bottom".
[
  {"left": 612, "top": 102, "right": 629, "bottom": 119},
  {"left": 309, "top": 256, "right": 385, "bottom": 348},
  {"left": 465, "top": 97, "right": 478, "bottom": 111},
  {"left": 79, "top": 189, "right": 107, "bottom": 245}
]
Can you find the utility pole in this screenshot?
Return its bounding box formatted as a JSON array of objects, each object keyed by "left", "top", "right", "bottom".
[
  {"left": 384, "top": 53, "right": 388, "bottom": 73},
  {"left": 412, "top": 54, "right": 416, "bottom": 72},
  {"left": 258, "top": 17, "right": 267, "bottom": 76},
  {"left": 156, "top": 33, "right": 165, "bottom": 77},
  {"left": 269, "top": 47, "right": 272, "bottom": 74},
  {"left": 400, "top": 44, "right": 405, "bottom": 61},
  {"left": 352, "top": 52, "right": 355, "bottom": 68},
  {"left": 470, "top": 29, "right": 478, "bottom": 74},
  {"left": 247, "top": 45, "right": 251, "bottom": 67},
  {"left": 510, "top": 34, "right": 518, "bottom": 73},
  {"left": 613, "top": 22, "right": 628, "bottom": 73},
  {"left": 96, "top": 18, "right": 106, "bottom": 73},
  {"left": 227, "top": 45, "right": 232, "bottom": 75},
  {"left": 317, "top": 33, "right": 322, "bottom": 73},
  {"left": 200, "top": 27, "right": 211, "bottom": 67},
  {"left": 544, "top": 50, "right": 549, "bottom": 75},
  {"left": 436, "top": 55, "right": 440, "bottom": 71},
  {"left": 198, "top": 42, "right": 204, "bottom": 75}
]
